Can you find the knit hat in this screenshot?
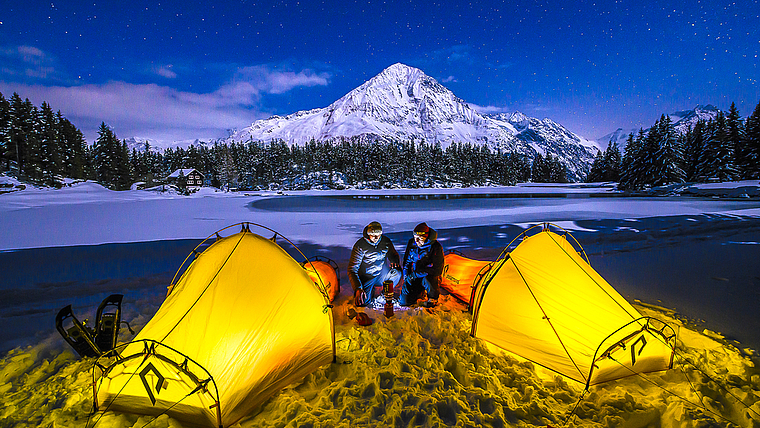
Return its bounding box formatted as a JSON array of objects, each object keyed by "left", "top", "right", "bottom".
[
  {"left": 413, "top": 222, "right": 430, "bottom": 236},
  {"left": 367, "top": 221, "right": 383, "bottom": 235}
]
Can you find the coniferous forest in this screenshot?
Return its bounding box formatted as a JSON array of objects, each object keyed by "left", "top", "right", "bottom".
[
  {"left": 587, "top": 101, "right": 760, "bottom": 190},
  {"left": 2, "top": 90, "right": 759, "bottom": 192}
]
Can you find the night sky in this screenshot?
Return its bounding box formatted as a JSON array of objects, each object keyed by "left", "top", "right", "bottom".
[{"left": 1, "top": 0, "right": 758, "bottom": 143}]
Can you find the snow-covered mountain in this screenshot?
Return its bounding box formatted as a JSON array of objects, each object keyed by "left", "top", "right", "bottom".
[
  {"left": 123, "top": 137, "right": 213, "bottom": 153},
  {"left": 596, "top": 128, "right": 635, "bottom": 150},
  {"left": 668, "top": 104, "right": 720, "bottom": 134},
  {"left": 228, "top": 63, "right": 599, "bottom": 181},
  {"left": 485, "top": 111, "right": 600, "bottom": 176},
  {"left": 597, "top": 105, "right": 721, "bottom": 149}
]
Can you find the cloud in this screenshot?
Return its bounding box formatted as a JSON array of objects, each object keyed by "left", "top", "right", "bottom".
[
  {"left": 1, "top": 45, "right": 57, "bottom": 80},
  {"left": 155, "top": 65, "right": 177, "bottom": 79},
  {"left": 0, "top": 65, "right": 333, "bottom": 142},
  {"left": 442, "top": 76, "right": 458, "bottom": 83},
  {"left": 468, "top": 103, "right": 511, "bottom": 114},
  {"left": 0, "top": 81, "right": 262, "bottom": 141},
  {"left": 17, "top": 46, "right": 48, "bottom": 64},
  {"left": 234, "top": 65, "right": 331, "bottom": 94}
]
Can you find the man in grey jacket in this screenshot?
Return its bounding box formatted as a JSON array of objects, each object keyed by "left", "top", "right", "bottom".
[{"left": 348, "top": 221, "right": 401, "bottom": 306}]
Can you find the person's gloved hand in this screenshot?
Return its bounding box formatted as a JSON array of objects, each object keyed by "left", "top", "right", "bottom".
[
  {"left": 354, "top": 289, "right": 366, "bottom": 306},
  {"left": 403, "top": 263, "right": 414, "bottom": 277}
]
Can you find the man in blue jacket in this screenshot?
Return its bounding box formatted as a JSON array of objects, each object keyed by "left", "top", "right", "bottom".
[
  {"left": 400, "top": 222, "right": 444, "bottom": 307},
  {"left": 348, "top": 221, "right": 401, "bottom": 307}
]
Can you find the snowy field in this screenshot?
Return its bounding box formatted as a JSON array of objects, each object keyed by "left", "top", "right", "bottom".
[{"left": 1, "top": 177, "right": 760, "bottom": 427}]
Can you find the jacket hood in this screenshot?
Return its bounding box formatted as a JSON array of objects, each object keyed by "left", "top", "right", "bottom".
[
  {"left": 414, "top": 227, "right": 438, "bottom": 244},
  {"left": 428, "top": 227, "right": 438, "bottom": 241},
  {"left": 362, "top": 225, "right": 380, "bottom": 246}
]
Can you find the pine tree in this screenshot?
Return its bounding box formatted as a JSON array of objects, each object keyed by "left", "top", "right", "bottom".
[
  {"left": 639, "top": 119, "right": 663, "bottom": 187},
  {"left": 115, "top": 141, "right": 132, "bottom": 190},
  {"left": 0, "top": 92, "right": 10, "bottom": 171},
  {"left": 743, "top": 100, "right": 760, "bottom": 179},
  {"left": 38, "top": 102, "right": 62, "bottom": 186},
  {"left": 602, "top": 141, "right": 622, "bottom": 182},
  {"left": 57, "top": 113, "right": 86, "bottom": 180},
  {"left": 93, "top": 122, "right": 120, "bottom": 189},
  {"left": 619, "top": 130, "right": 647, "bottom": 191},
  {"left": 586, "top": 149, "right": 605, "bottom": 183},
  {"left": 651, "top": 115, "right": 684, "bottom": 185},
  {"left": 682, "top": 121, "right": 705, "bottom": 181},
  {"left": 618, "top": 133, "right": 635, "bottom": 190},
  {"left": 725, "top": 102, "right": 746, "bottom": 178},
  {"left": 531, "top": 153, "right": 563, "bottom": 183},
  {"left": 547, "top": 154, "right": 568, "bottom": 183},
  {"left": 431, "top": 142, "right": 444, "bottom": 182},
  {"left": 176, "top": 169, "right": 188, "bottom": 193},
  {"left": 701, "top": 112, "right": 737, "bottom": 181},
  {"left": 8, "top": 94, "right": 31, "bottom": 179}
]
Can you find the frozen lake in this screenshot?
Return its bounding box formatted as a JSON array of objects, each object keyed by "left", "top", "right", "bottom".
[{"left": 2, "top": 192, "right": 759, "bottom": 354}]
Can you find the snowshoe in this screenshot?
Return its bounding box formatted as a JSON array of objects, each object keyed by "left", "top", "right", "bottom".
[
  {"left": 94, "top": 294, "right": 123, "bottom": 355},
  {"left": 56, "top": 305, "right": 100, "bottom": 358},
  {"left": 56, "top": 294, "right": 126, "bottom": 358}
]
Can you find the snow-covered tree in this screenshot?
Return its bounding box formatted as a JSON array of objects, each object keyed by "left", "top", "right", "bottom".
[
  {"left": 619, "top": 130, "right": 647, "bottom": 191},
  {"left": 602, "top": 141, "right": 622, "bottom": 182},
  {"left": 726, "top": 102, "right": 746, "bottom": 177},
  {"left": 0, "top": 93, "right": 9, "bottom": 171},
  {"left": 38, "top": 102, "right": 62, "bottom": 186},
  {"left": 651, "top": 115, "right": 685, "bottom": 185},
  {"left": 682, "top": 121, "right": 705, "bottom": 182},
  {"left": 700, "top": 112, "right": 737, "bottom": 181},
  {"left": 586, "top": 149, "right": 605, "bottom": 183},
  {"left": 58, "top": 113, "right": 87, "bottom": 180},
  {"left": 743, "top": 100, "right": 760, "bottom": 179},
  {"left": 93, "top": 122, "right": 121, "bottom": 189}
]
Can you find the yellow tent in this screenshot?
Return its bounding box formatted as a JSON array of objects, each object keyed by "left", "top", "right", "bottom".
[
  {"left": 93, "top": 223, "right": 335, "bottom": 427},
  {"left": 470, "top": 224, "right": 676, "bottom": 388}
]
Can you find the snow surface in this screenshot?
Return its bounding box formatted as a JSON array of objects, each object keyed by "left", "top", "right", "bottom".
[{"left": 2, "top": 176, "right": 760, "bottom": 427}]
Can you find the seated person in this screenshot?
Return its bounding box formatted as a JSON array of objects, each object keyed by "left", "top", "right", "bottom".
[
  {"left": 348, "top": 221, "right": 401, "bottom": 307},
  {"left": 400, "top": 222, "right": 444, "bottom": 307}
]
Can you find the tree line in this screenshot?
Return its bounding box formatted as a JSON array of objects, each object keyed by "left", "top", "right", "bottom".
[
  {"left": 587, "top": 101, "right": 760, "bottom": 190},
  {"left": 4, "top": 91, "right": 561, "bottom": 190},
  {"left": 0, "top": 92, "right": 90, "bottom": 186},
  {"left": 140, "top": 138, "right": 537, "bottom": 190},
  {"left": 13, "top": 89, "right": 757, "bottom": 192}
]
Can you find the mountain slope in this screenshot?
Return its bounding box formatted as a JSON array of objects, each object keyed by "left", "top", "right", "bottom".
[
  {"left": 230, "top": 63, "right": 599, "bottom": 181},
  {"left": 596, "top": 105, "right": 721, "bottom": 149}
]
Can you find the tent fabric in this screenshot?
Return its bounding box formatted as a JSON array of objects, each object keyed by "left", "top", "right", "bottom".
[
  {"left": 471, "top": 229, "right": 675, "bottom": 387},
  {"left": 440, "top": 252, "right": 493, "bottom": 304},
  {"left": 302, "top": 258, "right": 340, "bottom": 302},
  {"left": 95, "top": 230, "right": 335, "bottom": 427}
]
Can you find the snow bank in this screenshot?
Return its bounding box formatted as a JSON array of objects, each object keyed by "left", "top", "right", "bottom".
[{"left": 1, "top": 294, "right": 758, "bottom": 428}]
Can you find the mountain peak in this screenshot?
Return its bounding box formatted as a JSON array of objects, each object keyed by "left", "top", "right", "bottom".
[
  {"left": 383, "top": 62, "right": 421, "bottom": 75},
  {"left": 696, "top": 104, "right": 719, "bottom": 112},
  {"left": 362, "top": 63, "right": 429, "bottom": 92},
  {"left": 228, "top": 64, "right": 598, "bottom": 181},
  {"left": 380, "top": 62, "right": 426, "bottom": 77}
]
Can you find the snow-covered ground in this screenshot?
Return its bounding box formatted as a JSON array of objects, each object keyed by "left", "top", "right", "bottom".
[{"left": 1, "top": 176, "right": 760, "bottom": 427}]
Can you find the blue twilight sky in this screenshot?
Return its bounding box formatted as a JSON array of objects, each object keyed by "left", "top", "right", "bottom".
[{"left": 1, "top": 0, "right": 758, "bottom": 143}]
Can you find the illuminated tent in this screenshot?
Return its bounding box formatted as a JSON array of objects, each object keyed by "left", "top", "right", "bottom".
[
  {"left": 440, "top": 252, "right": 493, "bottom": 304},
  {"left": 302, "top": 256, "right": 341, "bottom": 302},
  {"left": 93, "top": 223, "right": 335, "bottom": 428},
  {"left": 470, "top": 224, "right": 676, "bottom": 388}
]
